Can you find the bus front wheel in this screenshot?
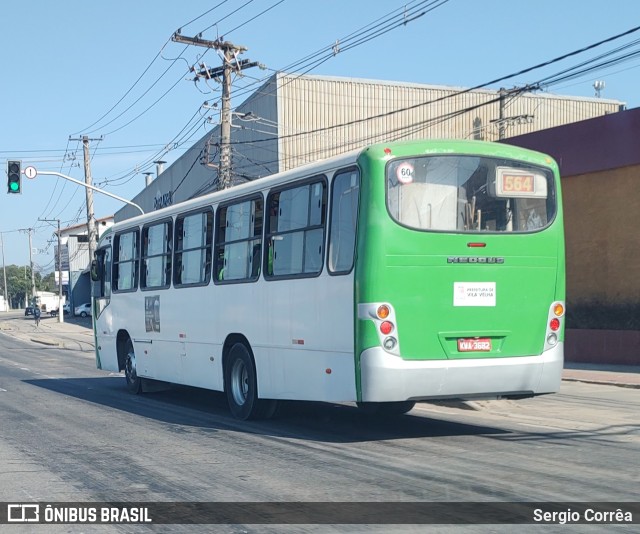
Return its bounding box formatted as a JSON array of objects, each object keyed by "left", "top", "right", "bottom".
[
  {"left": 124, "top": 338, "right": 142, "bottom": 394},
  {"left": 356, "top": 401, "right": 416, "bottom": 416},
  {"left": 224, "top": 342, "right": 276, "bottom": 420}
]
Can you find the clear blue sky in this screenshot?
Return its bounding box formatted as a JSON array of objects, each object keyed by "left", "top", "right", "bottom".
[{"left": 1, "top": 0, "right": 639, "bottom": 269}]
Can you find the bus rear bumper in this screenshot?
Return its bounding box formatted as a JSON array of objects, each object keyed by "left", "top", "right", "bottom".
[{"left": 359, "top": 343, "right": 564, "bottom": 402}]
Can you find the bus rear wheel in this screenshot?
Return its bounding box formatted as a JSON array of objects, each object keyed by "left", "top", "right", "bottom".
[
  {"left": 356, "top": 401, "right": 416, "bottom": 416},
  {"left": 124, "top": 338, "right": 142, "bottom": 394},
  {"left": 224, "top": 342, "right": 276, "bottom": 420}
]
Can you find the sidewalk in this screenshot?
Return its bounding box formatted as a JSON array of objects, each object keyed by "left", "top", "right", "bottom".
[
  {"left": 0, "top": 313, "right": 95, "bottom": 352},
  {"left": 562, "top": 362, "right": 640, "bottom": 389}
]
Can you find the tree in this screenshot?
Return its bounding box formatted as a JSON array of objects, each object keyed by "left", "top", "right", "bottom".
[
  {"left": 0, "top": 264, "right": 43, "bottom": 308},
  {"left": 40, "top": 272, "right": 56, "bottom": 292}
]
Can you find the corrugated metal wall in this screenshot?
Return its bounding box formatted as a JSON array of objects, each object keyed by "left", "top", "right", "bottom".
[
  {"left": 116, "top": 73, "right": 623, "bottom": 222},
  {"left": 275, "top": 74, "right": 622, "bottom": 172}
]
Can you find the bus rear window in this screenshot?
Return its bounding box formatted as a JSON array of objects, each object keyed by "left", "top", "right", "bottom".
[{"left": 386, "top": 155, "right": 556, "bottom": 233}]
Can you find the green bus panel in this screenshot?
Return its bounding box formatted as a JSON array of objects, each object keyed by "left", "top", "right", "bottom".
[{"left": 355, "top": 140, "right": 565, "bottom": 363}]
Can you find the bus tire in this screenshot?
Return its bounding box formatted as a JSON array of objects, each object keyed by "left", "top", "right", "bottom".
[
  {"left": 224, "top": 342, "right": 276, "bottom": 420},
  {"left": 356, "top": 401, "right": 416, "bottom": 416},
  {"left": 124, "top": 338, "right": 142, "bottom": 394}
]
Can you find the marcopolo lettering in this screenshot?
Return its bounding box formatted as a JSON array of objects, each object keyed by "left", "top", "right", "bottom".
[{"left": 447, "top": 257, "right": 505, "bottom": 264}]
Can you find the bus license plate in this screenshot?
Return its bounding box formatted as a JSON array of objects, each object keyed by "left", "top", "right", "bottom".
[{"left": 458, "top": 338, "right": 492, "bottom": 352}]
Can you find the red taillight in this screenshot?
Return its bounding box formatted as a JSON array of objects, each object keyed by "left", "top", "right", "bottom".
[
  {"left": 549, "top": 318, "right": 560, "bottom": 331},
  {"left": 380, "top": 321, "right": 394, "bottom": 335}
]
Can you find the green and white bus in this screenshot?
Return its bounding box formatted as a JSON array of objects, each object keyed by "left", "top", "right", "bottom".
[{"left": 91, "top": 139, "right": 565, "bottom": 420}]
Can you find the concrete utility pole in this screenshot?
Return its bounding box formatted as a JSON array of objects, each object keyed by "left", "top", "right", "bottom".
[
  {"left": 27, "top": 229, "right": 35, "bottom": 305},
  {"left": 1, "top": 233, "right": 8, "bottom": 310},
  {"left": 171, "top": 31, "right": 260, "bottom": 190},
  {"left": 492, "top": 87, "right": 535, "bottom": 140},
  {"left": 82, "top": 136, "right": 97, "bottom": 263},
  {"left": 69, "top": 135, "right": 101, "bottom": 265},
  {"left": 498, "top": 88, "right": 506, "bottom": 141},
  {"left": 39, "top": 218, "right": 65, "bottom": 324}
]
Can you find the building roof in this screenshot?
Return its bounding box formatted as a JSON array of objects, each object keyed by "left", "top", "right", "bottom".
[{"left": 59, "top": 216, "right": 114, "bottom": 236}]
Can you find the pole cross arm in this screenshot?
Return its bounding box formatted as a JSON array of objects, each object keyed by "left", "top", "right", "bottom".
[{"left": 36, "top": 171, "right": 144, "bottom": 215}]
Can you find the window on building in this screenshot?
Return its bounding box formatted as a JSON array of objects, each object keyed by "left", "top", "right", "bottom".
[
  {"left": 113, "top": 229, "right": 139, "bottom": 292},
  {"left": 174, "top": 209, "right": 213, "bottom": 286},
  {"left": 328, "top": 168, "right": 360, "bottom": 274},
  {"left": 215, "top": 196, "right": 263, "bottom": 283},
  {"left": 265, "top": 177, "right": 327, "bottom": 278},
  {"left": 141, "top": 219, "right": 172, "bottom": 289}
]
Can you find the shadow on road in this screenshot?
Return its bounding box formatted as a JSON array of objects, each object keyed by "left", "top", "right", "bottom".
[{"left": 24, "top": 376, "right": 510, "bottom": 443}]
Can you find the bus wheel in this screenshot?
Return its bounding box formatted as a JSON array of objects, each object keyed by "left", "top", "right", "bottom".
[
  {"left": 124, "top": 338, "right": 142, "bottom": 394},
  {"left": 224, "top": 342, "right": 276, "bottom": 420},
  {"left": 356, "top": 401, "right": 416, "bottom": 416}
]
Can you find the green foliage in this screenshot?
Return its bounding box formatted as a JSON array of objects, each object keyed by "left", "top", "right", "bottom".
[
  {"left": 0, "top": 264, "right": 49, "bottom": 308},
  {"left": 40, "top": 272, "right": 56, "bottom": 292},
  {"left": 566, "top": 300, "right": 640, "bottom": 331}
]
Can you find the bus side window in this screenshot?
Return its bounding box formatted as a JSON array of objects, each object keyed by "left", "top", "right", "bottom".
[
  {"left": 112, "top": 229, "right": 140, "bottom": 292},
  {"left": 214, "top": 196, "right": 263, "bottom": 283},
  {"left": 174, "top": 209, "right": 213, "bottom": 286},
  {"left": 265, "top": 177, "right": 327, "bottom": 278},
  {"left": 141, "top": 219, "right": 172, "bottom": 289},
  {"left": 328, "top": 168, "right": 360, "bottom": 274}
]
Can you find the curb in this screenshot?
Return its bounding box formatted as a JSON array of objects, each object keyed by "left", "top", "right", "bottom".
[
  {"left": 29, "top": 337, "right": 62, "bottom": 348},
  {"left": 562, "top": 376, "right": 640, "bottom": 389}
]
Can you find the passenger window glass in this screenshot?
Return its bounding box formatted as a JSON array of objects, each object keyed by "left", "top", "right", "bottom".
[
  {"left": 328, "top": 169, "right": 360, "bottom": 273},
  {"left": 215, "top": 198, "right": 263, "bottom": 283},
  {"left": 113, "top": 230, "right": 139, "bottom": 292},
  {"left": 266, "top": 178, "right": 326, "bottom": 278},
  {"left": 174, "top": 210, "right": 212, "bottom": 286},
  {"left": 142, "top": 221, "right": 172, "bottom": 289}
]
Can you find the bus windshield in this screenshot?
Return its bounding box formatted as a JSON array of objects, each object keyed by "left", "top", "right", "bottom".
[{"left": 387, "top": 155, "right": 556, "bottom": 233}]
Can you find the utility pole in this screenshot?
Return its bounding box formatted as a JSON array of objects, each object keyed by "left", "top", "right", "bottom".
[
  {"left": 69, "top": 136, "right": 101, "bottom": 265},
  {"left": 498, "top": 88, "right": 506, "bottom": 141},
  {"left": 39, "top": 218, "right": 65, "bottom": 324},
  {"left": 82, "top": 136, "right": 97, "bottom": 263},
  {"left": 491, "top": 87, "right": 535, "bottom": 140},
  {"left": 27, "top": 228, "right": 35, "bottom": 306},
  {"left": 1, "top": 233, "right": 8, "bottom": 311},
  {"left": 171, "top": 31, "right": 260, "bottom": 190}
]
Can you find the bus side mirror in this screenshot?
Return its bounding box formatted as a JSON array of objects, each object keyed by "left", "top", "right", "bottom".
[{"left": 90, "top": 259, "right": 102, "bottom": 282}]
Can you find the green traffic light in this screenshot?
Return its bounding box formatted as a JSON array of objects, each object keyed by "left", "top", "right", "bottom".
[{"left": 7, "top": 160, "right": 21, "bottom": 194}]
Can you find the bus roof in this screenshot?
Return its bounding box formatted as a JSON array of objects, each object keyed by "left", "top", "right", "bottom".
[{"left": 113, "top": 139, "right": 558, "bottom": 229}]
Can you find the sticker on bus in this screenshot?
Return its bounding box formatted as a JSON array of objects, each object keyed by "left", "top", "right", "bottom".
[
  {"left": 453, "top": 282, "right": 496, "bottom": 307},
  {"left": 396, "top": 162, "right": 414, "bottom": 184},
  {"left": 457, "top": 338, "right": 492, "bottom": 352}
]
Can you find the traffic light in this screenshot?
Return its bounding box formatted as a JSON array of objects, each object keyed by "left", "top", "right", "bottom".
[{"left": 7, "top": 160, "right": 21, "bottom": 194}]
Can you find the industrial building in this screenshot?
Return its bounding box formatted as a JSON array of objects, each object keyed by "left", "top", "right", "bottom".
[{"left": 116, "top": 73, "right": 623, "bottom": 221}]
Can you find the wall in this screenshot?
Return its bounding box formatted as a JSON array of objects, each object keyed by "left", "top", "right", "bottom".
[
  {"left": 505, "top": 107, "right": 640, "bottom": 365},
  {"left": 563, "top": 164, "right": 640, "bottom": 304}
]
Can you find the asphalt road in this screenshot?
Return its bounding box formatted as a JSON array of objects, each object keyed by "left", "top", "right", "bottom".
[{"left": 0, "top": 323, "right": 638, "bottom": 533}]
